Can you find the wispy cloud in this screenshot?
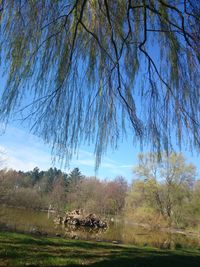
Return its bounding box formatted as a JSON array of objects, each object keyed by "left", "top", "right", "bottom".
[
  {"left": 0, "top": 124, "right": 134, "bottom": 179},
  {"left": 71, "top": 149, "right": 133, "bottom": 177},
  {"left": 0, "top": 145, "right": 8, "bottom": 168},
  {"left": 0, "top": 125, "right": 52, "bottom": 171}
]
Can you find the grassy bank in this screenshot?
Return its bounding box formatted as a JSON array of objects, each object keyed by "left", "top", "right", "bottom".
[{"left": 0, "top": 231, "right": 200, "bottom": 267}]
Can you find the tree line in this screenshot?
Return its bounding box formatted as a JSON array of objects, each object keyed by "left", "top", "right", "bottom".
[
  {"left": 0, "top": 153, "right": 200, "bottom": 229},
  {"left": 0, "top": 166, "right": 127, "bottom": 215}
]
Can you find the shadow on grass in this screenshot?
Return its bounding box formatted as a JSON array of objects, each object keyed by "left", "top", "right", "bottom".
[
  {"left": 87, "top": 252, "right": 200, "bottom": 267},
  {"left": 1, "top": 231, "right": 200, "bottom": 267}
]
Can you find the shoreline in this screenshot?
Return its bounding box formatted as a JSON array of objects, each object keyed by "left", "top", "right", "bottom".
[{"left": 1, "top": 203, "right": 200, "bottom": 242}]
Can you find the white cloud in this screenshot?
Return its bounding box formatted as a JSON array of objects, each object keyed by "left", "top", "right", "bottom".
[
  {"left": 0, "top": 125, "right": 52, "bottom": 171},
  {"left": 72, "top": 159, "right": 95, "bottom": 167},
  {"left": 71, "top": 149, "right": 133, "bottom": 177},
  {"left": 0, "top": 124, "right": 134, "bottom": 179},
  {"left": 118, "top": 164, "right": 133, "bottom": 168},
  {"left": 0, "top": 145, "right": 8, "bottom": 168}
]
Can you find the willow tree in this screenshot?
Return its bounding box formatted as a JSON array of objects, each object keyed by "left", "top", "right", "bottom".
[{"left": 0, "top": 1, "right": 199, "bottom": 168}]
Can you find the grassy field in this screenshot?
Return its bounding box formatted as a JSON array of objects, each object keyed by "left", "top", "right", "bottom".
[{"left": 0, "top": 231, "right": 200, "bottom": 267}]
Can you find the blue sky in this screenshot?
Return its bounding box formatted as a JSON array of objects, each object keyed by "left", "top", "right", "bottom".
[
  {"left": 0, "top": 122, "right": 199, "bottom": 182},
  {"left": 0, "top": 32, "right": 199, "bottom": 182},
  {"left": 0, "top": 74, "right": 199, "bottom": 181},
  {"left": 0, "top": 75, "right": 199, "bottom": 182},
  {"left": 0, "top": 123, "right": 141, "bottom": 180},
  {"left": 0, "top": 69, "right": 139, "bottom": 181}
]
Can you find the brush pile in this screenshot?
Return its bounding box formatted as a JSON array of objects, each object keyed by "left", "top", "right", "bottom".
[{"left": 54, "top": 209, "right": 107, "bottom": 228}]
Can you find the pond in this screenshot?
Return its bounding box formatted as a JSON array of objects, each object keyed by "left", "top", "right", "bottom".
[{"left": 0, "top": 204, "right": 199, "bottom": 249}]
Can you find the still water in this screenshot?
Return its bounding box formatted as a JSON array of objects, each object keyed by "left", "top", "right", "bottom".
[{"left": 0, "top": 205, "right": 199, "bottom": 249}]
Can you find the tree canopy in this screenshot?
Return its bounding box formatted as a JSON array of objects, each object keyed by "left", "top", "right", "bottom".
[
  {"left": 126, "top": 152, "right": 197, "bottom": 226},
  {"left": 0, "top": 1, "right": 199, "bottom": 168}
]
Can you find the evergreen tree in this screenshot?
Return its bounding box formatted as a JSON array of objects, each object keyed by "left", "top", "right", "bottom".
[{"left": 68, "top": 168, "right": 84, "bottom": 186}]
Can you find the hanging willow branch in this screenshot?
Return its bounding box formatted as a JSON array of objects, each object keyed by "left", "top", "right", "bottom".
[{"left": 0, "top": 0, "right": 199, "bottom": 169}]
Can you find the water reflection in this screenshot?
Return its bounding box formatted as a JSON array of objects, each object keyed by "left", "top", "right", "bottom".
[
  {"left": 0, "top": 204, "right": 199, "bottom": 249},
  {"left": 60, "top": 224, "right": 107, "bottom": 240}
]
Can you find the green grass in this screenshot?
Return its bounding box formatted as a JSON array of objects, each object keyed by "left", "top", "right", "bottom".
[{"left": 0, "top": 231, "right": 200, "bottom": 267}]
